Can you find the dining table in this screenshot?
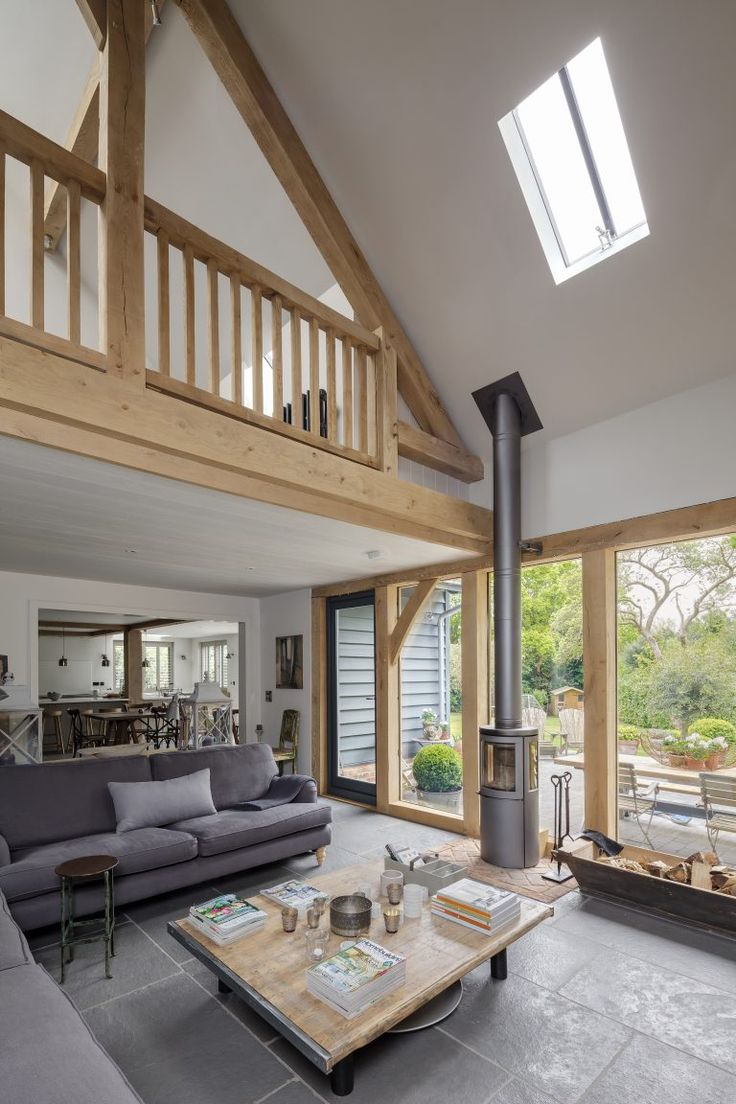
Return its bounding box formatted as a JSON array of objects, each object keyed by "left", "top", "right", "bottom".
[{"left": 88, "top": 709, "right": 159, "bottom": 745}]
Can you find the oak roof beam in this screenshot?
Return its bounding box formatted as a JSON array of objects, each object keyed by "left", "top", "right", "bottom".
[
  {"left": 174, "top": 0, "right": 466, "bottom": 449},
  {"left": 75, "top": 0, "right": 107, "bottom": 50}
]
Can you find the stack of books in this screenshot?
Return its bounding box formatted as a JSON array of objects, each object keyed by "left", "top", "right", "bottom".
[
  {"left": 431, "top": 878, "right": 520, "bottom": 936},
  {"left": 306, "top": 937, "right": 406, "bottom": 1019},
  {"left": 189, "top": 893, "right": 267, "bottom": 946},
  {"left": 260, "top": 879, "right": 325, "bottom": 916}
]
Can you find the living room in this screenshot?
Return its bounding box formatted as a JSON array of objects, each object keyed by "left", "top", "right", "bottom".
[{"left": 1, "top": 2, "right": 736, "bottom": 1103}]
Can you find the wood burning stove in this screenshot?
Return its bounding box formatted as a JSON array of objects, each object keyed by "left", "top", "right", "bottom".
[{"left": 473, "top": 373, "right": 543, "bottom": 869}]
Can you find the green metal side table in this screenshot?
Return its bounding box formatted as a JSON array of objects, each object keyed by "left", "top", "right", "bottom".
[{"left": 54, "top": 854, "right": 118, "bottom": 983}]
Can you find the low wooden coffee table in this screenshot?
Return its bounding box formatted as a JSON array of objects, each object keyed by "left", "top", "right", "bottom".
[{"left": 167, "top": 861, "right": 552, "bottom": 1096}]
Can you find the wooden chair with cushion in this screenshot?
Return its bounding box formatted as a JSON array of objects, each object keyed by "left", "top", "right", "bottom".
[
  {"left": 618, "top": 762, "right": 660, "bottom": 847},
  {"left": 700, "top": 772, "right": 736, "bottom": 851},
  {"left": 272, "top": 709, "right": 300, "bottom": 775}
]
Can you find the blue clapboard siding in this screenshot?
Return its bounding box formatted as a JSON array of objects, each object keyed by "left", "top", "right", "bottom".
[
  {"left": 336, "top": 605, "right": 376, "bottom": 769},
  {"left": 400, "top": 588, "right": 448, "bottom": 755}
]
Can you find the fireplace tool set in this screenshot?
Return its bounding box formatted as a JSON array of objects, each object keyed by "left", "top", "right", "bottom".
[{"left": 542, "top": 770, "right": 575, "bottom": 883}]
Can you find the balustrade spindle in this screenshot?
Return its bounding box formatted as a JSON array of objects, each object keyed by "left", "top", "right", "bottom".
[
  {"left": 342, "top": 336, "right": 353, "bottom": 448},
  {"left": 156, "top": 229, "right": 169, "bottom": 376},
  {"left": 183, "top": 243, "right": 195, "bottom": 386},
  {"left": 207, "top": 258, "right": 219, "bottom": 395},
  {"left": 29, "top": 159, "right": 44, "bottom": 329},
  {"left": 272, "top": 294, "right": 283, "bottom": 416},
  {"left": 66, "top": 180, "right": 81, "bottom": 346},
  {"left": 326, "top": 329, "right": 337, "bottom": 442},
  {"left": 252, "top": 286, "right": 263, "bottom": 413},
  {"left": 356, "top": 345, "right": 368, "bottom": 453},
  {"left": 290, "top": 307, "right": 301, "bottom": 425},
  {"left": 230, "top": 274, "right": 242, "bottom": 405},
  {"left": 309, "top": 316, "right": 320, "bottom": 434},
  {"left": 0, "top": 144, "right": 6, "bottom": 316}
]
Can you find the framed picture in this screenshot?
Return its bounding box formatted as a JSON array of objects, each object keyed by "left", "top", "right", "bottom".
[{"left": 276, "top": 635, "right": 303, "bottom": 690}]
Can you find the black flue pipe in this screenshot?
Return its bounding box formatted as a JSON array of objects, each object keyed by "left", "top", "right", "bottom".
[{"left": 492, "top": 392, "right": 522, "bottom": 730}]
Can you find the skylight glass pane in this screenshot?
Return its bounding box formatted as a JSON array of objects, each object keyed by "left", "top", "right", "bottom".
[
  {"left": 515, "top": 73, "right": 603, "bottom": 265},
  {"left": 567, "top": 38, "right": 646, "bottom": 236}
]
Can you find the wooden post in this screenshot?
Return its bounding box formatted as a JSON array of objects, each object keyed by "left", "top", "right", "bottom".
[
  {"left": 375, "top": 584, "right": 399, "bottom": 811},
  {"left": 98, "top": 0, "right": 146, "bottom": 380},
  {"left": 461, "top": 571, "right": 489, "bottom": 838},
  {"left": 582, "top": 549, "right": 618, "bottom": 837},
  {"left": 251, "top": 286, "right": 263, "bottom": 413},
  {"left": 157, "top": 229, "right": 170, "bottom": 376},
  {"left": 207, "top": 258, "right": 220, "bottom": 395},
  {"left": 66, "top": 180, "right": 82, "bottom": 345},
  {"left": 183, "top": 243, "right": 195, "bottom": 385},
  {"left": 29, "top": 160, "right": 44, "bottom": 330},
  {"left": 0, "top": 143, "right": 5, "bottom": 315},
  {"left": 271, "top": 294, "right": 282, "bottom": 416},
  {"left": 375, "top": 330, "right": 398, "bottom": 474},
  {"left": 311, "top": 595, "right": 327, "bottom": 793},
  {"left": 230, "top": 274, "right": 242, "bottom": 405},
  {"left": 124, "top": 628, "right": 144, "bottom": 704},
  {"left": 309, "top": 316, "right": 319, "bottom": 435}
]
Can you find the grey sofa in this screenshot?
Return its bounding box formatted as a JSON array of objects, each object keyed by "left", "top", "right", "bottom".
[
  {"left": 0, "top": 888, "right": 142, "bottom": 1102},
  {"left": 0, "top": 743, "right": 332, "bottom": 931}
]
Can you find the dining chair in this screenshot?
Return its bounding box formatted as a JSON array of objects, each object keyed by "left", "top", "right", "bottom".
[{"left": 272, "top": 709, "right": 300, "bottom": 775}]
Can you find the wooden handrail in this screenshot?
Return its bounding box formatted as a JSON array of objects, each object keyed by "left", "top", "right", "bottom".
[
  {"left": 0, "top": 108, "right": 106, "bottom": 201},
  {"left": 143, "top": 195, "right": 379, "bottom": 351}
]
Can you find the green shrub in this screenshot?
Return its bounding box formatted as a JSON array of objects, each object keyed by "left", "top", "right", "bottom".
[
  {"left": 688, "top": 718, "right": 736, "bottom": 746},
  {"left": 617, "top": 724, "right": 640, "bottom": 744},
  {"left": 412, "top": 744, "right": 463, "bottom": 792}
]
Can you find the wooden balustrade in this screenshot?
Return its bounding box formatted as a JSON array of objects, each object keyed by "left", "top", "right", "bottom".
[
  {"left": 143, "top": 196, "right": 392, "bottom": 468},
  {"left": 0, "top": 109, "right": 106, "bottom": 371}
]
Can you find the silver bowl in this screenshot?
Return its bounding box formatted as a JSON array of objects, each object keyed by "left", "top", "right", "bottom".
[{"left": 329, "top": 894, "right": 372, "bottom": 937}]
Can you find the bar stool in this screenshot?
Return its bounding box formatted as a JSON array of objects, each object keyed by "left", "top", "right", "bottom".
[
  {"left": 54, "top": 854, "right": 118, "bottom": 982},
  {"left": 46, "top": 709, "right": 66, "bottom": 755}
]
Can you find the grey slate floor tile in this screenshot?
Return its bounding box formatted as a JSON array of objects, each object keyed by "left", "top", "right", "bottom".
[
  {"left": 283, "top": 843, "right": 367, "bottom": 877},
  {"left": 182, "top": 954, "right": 280, "bottom": 1042},
  {"left": 554, "top": 896, "right": 736, "bottom": 994},
  {"left": 560, "top": 950, "right": 736, "bottom": 1075},
  {"left": 441, "top": 967, "right": 632, "bottom": 1103},
  {"left": 579, "top": 1031, "right": 736, "bottom": 1104},
  {"left": 488, "top": 1080, "right": 559, "bottom": 1104},
  {"left": 506, "top": 923, "right": 604, "bottom": 991},
  {"left": 270, "top": 1023, "right": 510, "bottom": 1104},
  {"left": 211, "top": 862, "right": 298, "bottom": 898},
  {"left": 262, "top": 1080, "right": 328, "bottom": 1104},
  {"left": 85, "top": 972, "right": 290, "bottom": 1104},
  {"left": 34, "top": 917, "right": 179, "bottom": 1011},
  {"left": 123, "top": 882, "right": 223, "bottom": 963}
]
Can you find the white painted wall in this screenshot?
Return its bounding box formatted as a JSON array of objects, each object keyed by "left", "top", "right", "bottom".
[
  {"left": 469, "top": 373, "right": 736, "bottom": 540},
  {"left": 0, "top": 572, "right": 260, "bottom": 733},
  {"left": 259, "top": 588, "right": 312, "bottom": 775}
]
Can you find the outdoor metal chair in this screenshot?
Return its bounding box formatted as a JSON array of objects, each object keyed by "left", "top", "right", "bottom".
[
  {"left": 150, "top": 693, "right": 180, "bottom": 748},
  {"left": 700, "top": 772, "right": 736, "bottom": 851},
  {"left": 618, "top": 762, "right": 660, "bottom": 847}
]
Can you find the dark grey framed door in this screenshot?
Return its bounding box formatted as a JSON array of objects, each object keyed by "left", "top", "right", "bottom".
[{"left": 327, "top": 591, "right": 376, "bottom": 805}]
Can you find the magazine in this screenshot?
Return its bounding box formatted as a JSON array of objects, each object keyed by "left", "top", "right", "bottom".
[
  {"left": 190, "top": 894, "right": 266, "bottom": 931},
  {"left": 308, "top": 938, "right": 405, "bottom": 996},
  {"left": 260, "top": 880, "right": 325, "bottom": 913}
]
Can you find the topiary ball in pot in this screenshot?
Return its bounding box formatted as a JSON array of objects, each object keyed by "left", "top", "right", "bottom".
[
  {"left": 412, "top": 743, "right": 463, "bottom": 793},
  {"left": 688, "top": 718, "right": 736, "bottom": 746}
]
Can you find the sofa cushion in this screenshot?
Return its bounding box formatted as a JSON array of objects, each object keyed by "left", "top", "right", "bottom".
[
  {"left": 152, "top": 744, "right": 277, "bottom": 808},
  {"left": 0, "top": 890, "right": 31, "bottom": 970},
  {"left": 169, "top": 803, "right": 332, "bottom": 857},
  {"left": 0, "top": 757, "right": 153, "bottom": 850},
  {"left": 108, "top": 768, "right": 216, "bottom": 832},
  {"left": 0, "top": 963, "right": 142, "bottom": 1103},
  {"left": 0, "top": 828, "right": 197, "bottom": 902}
]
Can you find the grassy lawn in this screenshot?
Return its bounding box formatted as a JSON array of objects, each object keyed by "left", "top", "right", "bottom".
[{"left": 450, "top": 712, "right": 562, "bottom": 742}]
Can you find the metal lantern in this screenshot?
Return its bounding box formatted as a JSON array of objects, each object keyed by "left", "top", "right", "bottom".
[{"left": 180, "top": 681, "right": 233, "bottom": 749}]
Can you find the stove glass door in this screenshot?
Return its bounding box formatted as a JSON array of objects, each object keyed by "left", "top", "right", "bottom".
[{"left": 483, "top": 741, "right": 516, "bottom": 792}]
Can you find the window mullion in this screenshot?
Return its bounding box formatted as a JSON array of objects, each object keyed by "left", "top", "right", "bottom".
[{"left": 558, "top": 64, "right": 616, "bottom": 239}]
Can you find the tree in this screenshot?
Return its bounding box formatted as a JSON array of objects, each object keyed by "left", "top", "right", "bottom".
[
  {"left": 647, "top": 636, "right": 736, "bottom": 735},
  {"left": 520, "top": 561, "right": 583, "bottom": 702}
]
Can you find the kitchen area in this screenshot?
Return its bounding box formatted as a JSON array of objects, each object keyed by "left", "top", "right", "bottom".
[{"left": 0, "top": 609, "right": 244, "bottom": 763}]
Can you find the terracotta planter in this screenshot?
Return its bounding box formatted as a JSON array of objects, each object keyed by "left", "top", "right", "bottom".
[
  {"left": 685, "top": 757, "right": 708, "bottom": 772},
  {"left": 667, "top": 754, "right": 689, "bottom": 768},
  {"left": 705, "top": 752, "right": 727, "bottom": 771}
]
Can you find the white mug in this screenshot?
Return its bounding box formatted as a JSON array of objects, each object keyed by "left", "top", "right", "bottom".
[{"left": 380, "top": 870, "right": 403, "bottom": 897}]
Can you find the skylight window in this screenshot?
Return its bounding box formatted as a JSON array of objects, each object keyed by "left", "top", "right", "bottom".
[{"left": 499, "top": 38, "right": 648, "bottom": 283}]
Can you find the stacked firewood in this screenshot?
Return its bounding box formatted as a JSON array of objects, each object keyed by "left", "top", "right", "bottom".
[{"left": 598, "top": 850, "right": 736, "bottom": 894}]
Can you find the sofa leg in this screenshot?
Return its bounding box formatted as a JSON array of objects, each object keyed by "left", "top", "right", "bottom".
[{"left": 315, "top": 846, "right": 327, "bottom": 866}]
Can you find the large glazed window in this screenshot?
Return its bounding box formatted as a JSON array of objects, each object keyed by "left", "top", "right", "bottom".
[
  {"left": 616, "top": 535, "right": 736, "bottom": 861},
  {"left": 399, "top": 580, "right": 463, "bottom": 816}
]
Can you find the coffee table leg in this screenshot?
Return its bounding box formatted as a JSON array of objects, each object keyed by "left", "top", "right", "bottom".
[
  {"left": 330, "top": 1056, "right": 354, "bottom": 1097},
  {"left": 490, "top": 947, "right": 508, "bottom": 980},
  {"left": 218, "top": 978, "right": 232, "bottom": 994}
]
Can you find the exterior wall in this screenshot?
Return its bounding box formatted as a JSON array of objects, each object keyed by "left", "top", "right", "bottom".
[{"left": 334, "top": 602, "right": 375, "bottom": 770}]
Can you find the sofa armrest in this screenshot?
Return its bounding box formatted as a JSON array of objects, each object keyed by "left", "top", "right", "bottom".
[
  {"left": 0, "top": 833, "right": 10, "bottom": 868},
  {"left": 264, "top": 774, "right": 318, "bottom": 803}
]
